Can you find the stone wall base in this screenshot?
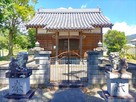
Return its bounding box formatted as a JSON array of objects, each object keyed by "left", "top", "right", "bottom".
[{"left": 102, "top": 90, "right": 135, "bottom": 102}]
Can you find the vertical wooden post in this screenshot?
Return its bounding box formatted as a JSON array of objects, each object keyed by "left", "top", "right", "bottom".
[
  {"left": 56, "top": 32, "right": 59, "bottom": 63},
  {"left": 79, "top": 32, "right": 82, "bottom": 58},
  {"left": 36, "top": 28, "right": 38, "bottom": 41},
  {"left": 68, "top": 31, "right": 70, "bottom": 82},
  {"left": 68, "top": 31, "right": 70, "bottom": 53},
  {"left": 100, "top": 27, "right": 103, "bottom": 46}
]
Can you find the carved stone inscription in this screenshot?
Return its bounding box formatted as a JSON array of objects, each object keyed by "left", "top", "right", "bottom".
[
  {"left": 113, "top": 82, "right": 126, "bottom": 95},
  {"left": 12, "top": 80, "right": 23, "bottom": 94},
  {"left": 9, "top": 78, "right": 30, "bottom": 95},
  {"left": 107, "top": 79, "right": 129, "bottom": 97}
]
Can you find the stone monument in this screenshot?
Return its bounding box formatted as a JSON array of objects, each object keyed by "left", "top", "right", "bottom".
[
  {"left": 103, "top": 54, "right": 135, "bottom": 102},
  {"left": 5, "top": 52, "right": 34, "bottom": 99}
]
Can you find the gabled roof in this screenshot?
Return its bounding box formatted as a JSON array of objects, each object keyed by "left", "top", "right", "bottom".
[{"left": 26, "top": 8, "right": 113, "bottom": 31}]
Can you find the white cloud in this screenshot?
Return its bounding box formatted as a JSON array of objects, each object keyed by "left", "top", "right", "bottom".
[
  {"left": 58, "top": 7, "right": 73, "bottom": 9},
  {"left": 81, "top": 3, "right": 87, "bottom": 9},
  {"left": 103, "top": 28, "right": 110, "bottom": 34},
  {"left": 58, "top": 7, "right": 67, "bottom": 9},
  {"left": 112, "top": 22, "right": 136, "bottom": 35},
  {"left": 68, "top": 7, "right": 73, "bottom": 9},
  {"left": 103, "top": 22, "right": 136, "bottom": 35}
]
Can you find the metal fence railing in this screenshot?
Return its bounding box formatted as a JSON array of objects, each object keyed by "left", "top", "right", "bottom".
[{"left": 50, "top": 59, "right": 87, "bottom": 84}]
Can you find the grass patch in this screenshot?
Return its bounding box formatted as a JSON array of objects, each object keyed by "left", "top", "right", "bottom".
[
  {"left": 127, "top": 59, "right": 136, "bottom": 64},
  {"left": 0, "top": 54, "right": 34, "bottom": 65},
  {"left": 0, "top": 55, "right": 18, "bottom": 65},
  {"left": 0, "top": 56, "right": 10, "bottom": 61},
  {"left": 0, "top": 56, "right": 10, "bottom": 65}
]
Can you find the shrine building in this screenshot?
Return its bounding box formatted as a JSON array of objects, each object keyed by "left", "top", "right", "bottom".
[{"left": 26, "top": 8, "right": 113, "bottom": 58}]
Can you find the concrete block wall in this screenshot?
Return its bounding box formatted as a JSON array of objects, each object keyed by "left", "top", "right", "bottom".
[
  {"left": 127, "top": 63, "right": 136, "bottom": 88},
  {"left": 1, "top": 50, "right": 136, "bottom": 88},
  {"left": 87, "top": 51, "right": 136, "bottom": 87},
  {"left": 0, "top": 51, "right": 51, "bottom": 86},
  {"left": 0, "top": 69, "right": 9, "bottom": 85},
  {"left": 87, "top": 51, "right": 106, "bottom": 85},
  {"left": 0, "top": 69, "right": 49, "bottom": 86}
]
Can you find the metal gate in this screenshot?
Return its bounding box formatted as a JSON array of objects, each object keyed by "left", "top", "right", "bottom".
[{"left": 50, "top": 51, "right": 88, "bottom": 86}]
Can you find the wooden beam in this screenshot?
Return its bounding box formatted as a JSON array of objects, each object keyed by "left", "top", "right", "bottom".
[
  {"left": 100, "top": 27, "right": 103, "bottom": 46},
  {"left": 68, "top": 31, "right": 70, "bottom": 53},
  {"left": 36, "top": 28, "right": 38, "bottom": 41},
  {"left": 59, "top": 36, "right": 80, "bottom": 39},
  {"left": 56, "top": 32, "right": 59, "bottom": 61},
  {"left": 79, "top": 32, "right": 82, "bottom": 58}
]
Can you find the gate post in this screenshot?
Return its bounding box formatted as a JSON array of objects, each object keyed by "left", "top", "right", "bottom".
[
  {"left": 87, "top": 51, "right": 103, "bottom": 84},
  {"left": 34, "top": 51, "right": 51, "bottom": 85}
]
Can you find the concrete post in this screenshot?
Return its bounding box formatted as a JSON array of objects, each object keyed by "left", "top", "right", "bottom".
[
  {"left": 34, "top": 51, "right": 51, "bottom": 85},
  {"left": 87, "top": 51, "right": 104, "bottom": 84}
]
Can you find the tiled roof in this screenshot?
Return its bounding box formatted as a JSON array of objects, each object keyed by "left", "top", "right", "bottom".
[{"left": 26, "top": 8, "right": 113, "bottom": 31}]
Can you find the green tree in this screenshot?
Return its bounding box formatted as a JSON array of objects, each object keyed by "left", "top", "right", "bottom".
[
  {"left": 0, "top": 0, "right": 37, "bottom": 56},
  {"left": 0, "top": 0, "right": 12, "bottom": 27},
  {"left": 0, "top": 30, "right": 8, "bottom": 49},
  {"left": 27, "top": 28, "right": 36, "bottom": 49},
  {"left": 13, "top": 33, "right": 30, "bottom": 49},
  {"left": 104, "top": 30, "right": 127, "bottom": 54},
  {"left": 0, "top": 35, "right": 8, "bottom": 49}
]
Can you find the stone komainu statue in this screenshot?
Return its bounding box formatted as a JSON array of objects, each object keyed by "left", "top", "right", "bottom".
[
  {"left": 118, "top": 58, "right": 128, "bottom": 73},
  {"left": 109, "top": 52, "right": 120, "bottom": 70},
  {"left": 9, "top": 52, "right": 28, "bottom": 72}
]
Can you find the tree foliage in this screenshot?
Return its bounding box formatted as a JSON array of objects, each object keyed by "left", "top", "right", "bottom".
[
  {"left": 27, "top": 28, "right": 36, "bottom": 49},
  {"left": 0, "top": 35, "right": 8, "bottom": 49},
  {"left": 0, "top": 0, "right": 37, "bottom": 56},
  {"left": 104, "top": 30, "right": 127, "bottom": 54},
  {"left": 0, "top": 30, "right": 8, "bottom": 49},
  {"left": 13, "top": 33, "right": 30, "bottom": 49}
]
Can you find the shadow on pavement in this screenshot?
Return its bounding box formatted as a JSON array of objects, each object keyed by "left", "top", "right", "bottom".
[
  {"left": 50, "top": 88, "right": 85, "bottom": 102},
  {"left": 0, "top": 87, "right": 53, "bottom": 102}
]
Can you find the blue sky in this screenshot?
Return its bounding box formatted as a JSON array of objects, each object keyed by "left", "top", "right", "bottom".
[{"left": 34, "top": 0, "right": 136, "bottom": 35}]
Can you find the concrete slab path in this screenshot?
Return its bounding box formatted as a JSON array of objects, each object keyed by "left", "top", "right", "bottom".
[
  {"left": 0, "top": 87, "right": 136, "bottom": 102},
  {"left": 50, "top": 88, "right": 85, "bottom": 102}
]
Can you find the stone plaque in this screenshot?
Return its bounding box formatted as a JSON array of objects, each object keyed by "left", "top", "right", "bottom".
[
  {"left": 9, "top": 78, "right": 30, "bottom": 95},
  {"left": 107, "top": 78, "right": 129, "bottom": 97}
]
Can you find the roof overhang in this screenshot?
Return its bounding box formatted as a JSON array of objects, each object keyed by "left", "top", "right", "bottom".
[
  {"left": 26, "top": 8, "right": 113, "bottom": 30},
  {"left": 43, "top": 25, "right": 95, "bottom": 32}
]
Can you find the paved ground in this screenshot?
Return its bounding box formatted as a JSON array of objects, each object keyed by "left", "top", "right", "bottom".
[
  {"left": 0, "top": 87, "right": 54, "bottom": 102},
  {"left": 50, "top": 88, "right": 86, "bottom": 102},
  {"left": 0, "top": 86, "right": 105, "bottom": 102},
  {"left": 1, "top": 86, "right": 136, "bottom": 102},
  {"left": 0, "top": 62, "right": 136, "bottom": 102}
]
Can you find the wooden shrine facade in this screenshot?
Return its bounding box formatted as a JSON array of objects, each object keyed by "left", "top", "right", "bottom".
[
  {"left": 36, "top": 28, "right": 102, "bottom": 57},
  {"left": 26, "top": 8, "right": 113, "bottom": 58}
]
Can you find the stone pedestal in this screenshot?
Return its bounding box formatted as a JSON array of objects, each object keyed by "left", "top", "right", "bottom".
[
  {"left": 5, "top": 69, "right": 35, "bottom": 99},
  {"left": 34, "top": 51, "right": 51, "bottom": 85},
  {"left": 9, "top": 78, "right": 30, "bottom": 95},
  {"left": 103, "top": 71, "right": 135, "bottom": 102}
]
